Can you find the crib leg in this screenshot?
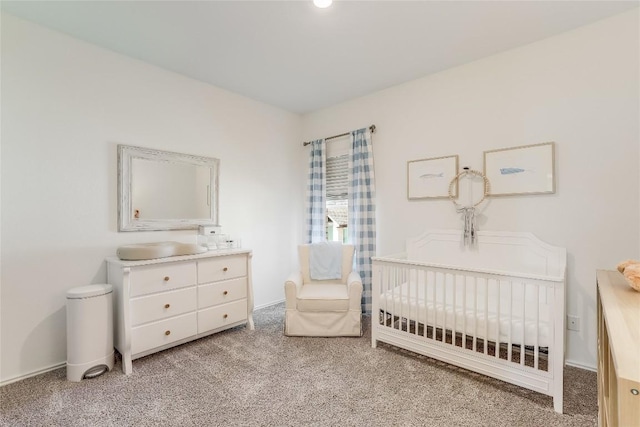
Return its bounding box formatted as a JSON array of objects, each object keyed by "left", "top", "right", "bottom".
[
  {"left": 371, "top": 309, "right": 381, "bottom": 348},
  {"left": 371, "top": 325, "right": 378, "bottom": 348},
  {"left": 553, "top": 362, "right": 564, "bottom": 414},
  {"left": 553, "top": 393, "right": 563, "bottom": 414}
]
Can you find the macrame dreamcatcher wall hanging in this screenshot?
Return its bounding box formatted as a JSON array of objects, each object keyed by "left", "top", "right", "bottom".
[{"left": 448, "top": 168, "right": 490, "bottom": 246}]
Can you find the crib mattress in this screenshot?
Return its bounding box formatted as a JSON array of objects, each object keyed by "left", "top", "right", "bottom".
[{"left": 379, "top": 282, "right": 551, "bottom": 348}]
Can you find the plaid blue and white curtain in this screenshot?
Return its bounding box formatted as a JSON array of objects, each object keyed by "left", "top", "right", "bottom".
[
  {"left": 348, "top": 128, "right": 376, "bottom": 313},
  {"left": 305, "top": 139, "right": 326, "bottom": 244}
]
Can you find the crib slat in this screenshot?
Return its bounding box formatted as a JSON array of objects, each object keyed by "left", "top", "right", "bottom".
[
  {"left": 415, "top": 268, "right": 421, "bottom": 336},
  {"left": 495, "top": 279, "right": 501, "bottom": 360},
  {"left": 425, "top": 269, "right": 430, "bottom": 339},
  {"left": 385, "top": 266, "right": 389, "bottom": 327},
  {"left": 452, "top": 274, "right": 457, "bottom": 347},
  {"left": 407, "top": 267, "right": 411, "bottom": 333},
  {"left": 391, "top": 266, "right": 396, "bottom": 330},
  {"left": 484, "top": 278, "right": 488, "bottom": 356},
  {"left": 383, "top": 265, "right": 387, "bottom": 326},
  {"left": 423, "top": 269, "right": 428, "bottom": 339},
  {"left": 534, "top": 283, "right": 540, "bottom": 370},
  {"left": 443, "top": 272, "right": 447, "bottom": 343},
  {"left": 443, "top": 272, "right": 448, "bottom": 343},
  {"left": 404, "top": 266, "right": 409, "bottom": 332},
  {"left": 436, "top": 271, "right": 440, "bottom": 340},
  {"left": 462, "top": 274, "right": 467, "bottom": 349},
  {"left": 380, "top": 265, "right": 384, "bottom": 326},
  {"left": 440, "top": 271, "right": 445, "bottom": 343},
  {"left": 432, "top": 271, "right": 437, "bottom": 341},
  {"left": 416, "top": 269, "right": 427, "bottom": 336},
  {"left": 521, "top": 282, "right": 526, "bottom": 367},
  {"left": 424, "top": 270, "right": 429, "bottom": 339},
  {"left": 388, "top": 265, "right": 392, "bottom": 326},
  {"left": 508, "top": 281, "right": 513, "bottom": 363},
  {"left": 412, "top": 269, "right": 420, "bottom": 335},
  {"left": 405, "top": 267, "right": 409, "bottom": 334},
  {"left": 472, "top": 276, "right": 477, "bottom": 352},
  {"left": 396, "top": 266, "right": 401, "bottom": 331},
  {"left": 409, "top": 267, "right": 412, "bottom": 333},
  {"left": 405, "top": 267, "right": 409, "bottom": 333},
  {"left": 396, "top": 266, "right": 400, "bottom": 331},
  {"left": 380, "top": 265, "right": 384, "bottom": 327},
  {"left": 446, "top": 272, "right": 450, "bottom": 343},
  {"left": 435, "top": 271, "right": 440, "bottom": 342},
  {"left": 403, "top": 266, "right": 407, "bottom": 332}
]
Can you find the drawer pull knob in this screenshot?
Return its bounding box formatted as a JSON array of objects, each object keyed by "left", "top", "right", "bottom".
[
  {"left": 223, "top": 267, "right": 228, "bottom": 272},
  {"left": 223, "top": 291, "right": 228, "bottom": 296},
  {"left": 164, "top": 304, "right": 170, "bottom": 309},
  {"left": 223, "top": 314, "right": 228, "bottom": 319},
  {"left": 163, "top": 276, "right": 170, "bottom": 282},
  {"left": 165, "top": 330, "right": 171, "bottom": 336}
]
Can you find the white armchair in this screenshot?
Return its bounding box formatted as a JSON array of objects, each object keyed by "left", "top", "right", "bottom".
[{"left": 284, "top": 244, "right": 363, "bottom": 337}]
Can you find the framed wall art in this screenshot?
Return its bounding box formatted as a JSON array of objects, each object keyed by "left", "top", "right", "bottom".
[
  {"left": 407, "top": 154, "right": 458, "bottom": 199},
  {"left": 483, "top": 142, "right": 555, "bottom": 196}
]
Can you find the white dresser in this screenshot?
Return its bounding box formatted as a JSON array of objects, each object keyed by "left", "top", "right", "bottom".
[{"left": 107, "top": 249, "right": 253, "bottom": 374}]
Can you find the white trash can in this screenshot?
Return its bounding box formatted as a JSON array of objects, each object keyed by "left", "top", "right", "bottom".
[{"left": 66, "top": 284, "right": 114, "bottom": 381}]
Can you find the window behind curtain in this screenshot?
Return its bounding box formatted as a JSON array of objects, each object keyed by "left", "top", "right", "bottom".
[{"left": 326, "top": 138, "right": 349, "bottom": 242}]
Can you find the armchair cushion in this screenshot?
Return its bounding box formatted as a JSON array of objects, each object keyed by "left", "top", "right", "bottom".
[{"left": 297, "top": 284, "right": 350, "bottom": 312}]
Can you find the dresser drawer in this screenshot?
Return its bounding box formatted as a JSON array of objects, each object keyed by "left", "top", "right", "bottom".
[
  {"left": 130, "top": 287, "right": 197, "bottom": 326},
  {"left": 198, "top": 277, "right": 247, "bottom": 309},
  {"left": 198, "top": 255, "right": 247, "bottom": 284},
  {"left": 197, "top": 299, "right": 247, "bottom": 334},
  {"left": 131, "top": 312, "right": 197, "bottom": 355},
  {"left": 129, "top": 261, "right": 196, "bottom": 297}
]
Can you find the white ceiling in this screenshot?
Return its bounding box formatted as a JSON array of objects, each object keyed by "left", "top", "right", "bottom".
[{"left": 2, "top": 1, "right": 638, "bottom": 114}]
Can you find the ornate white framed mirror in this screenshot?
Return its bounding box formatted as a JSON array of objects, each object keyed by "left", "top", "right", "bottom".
[{"left": 118, "top": 144, "right": 219, "bottom": 231}]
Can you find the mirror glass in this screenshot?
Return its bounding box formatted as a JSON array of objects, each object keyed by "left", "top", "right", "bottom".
[{"left": 118, "top": 144, "right": 219, "bottom": 231}]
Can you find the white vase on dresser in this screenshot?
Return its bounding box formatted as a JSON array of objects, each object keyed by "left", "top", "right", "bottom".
[{"left": 107, "top": 249, "right": 253, "bottom": 374}]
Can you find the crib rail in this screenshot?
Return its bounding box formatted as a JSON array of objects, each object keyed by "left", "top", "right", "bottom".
[{"left": 371, "top": 257, "right": 565, "bottom": 413}]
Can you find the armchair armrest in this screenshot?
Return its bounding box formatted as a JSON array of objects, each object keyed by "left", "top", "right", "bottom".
[
  {"left": 284, "top": 271, "right": 303, "bottom": 310},
  {"left": 347, "top": 271, "right": 363, "bottom": 311}
]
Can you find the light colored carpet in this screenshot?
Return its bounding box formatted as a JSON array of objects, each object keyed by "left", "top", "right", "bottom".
[{"left": 0, "top": 303, "right": 597, "bottom": 426}]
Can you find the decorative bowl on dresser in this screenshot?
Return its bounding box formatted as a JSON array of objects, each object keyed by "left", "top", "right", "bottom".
[
  {"left": 107, "top": 249, "right": 253, "bottom": 374},
  {"left": 596, "top": 270, "right": 640, "bottom": 427}
]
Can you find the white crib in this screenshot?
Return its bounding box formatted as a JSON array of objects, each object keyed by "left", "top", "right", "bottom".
[{"left": 371, "top": 230, "right": 566, "bottom": 413}]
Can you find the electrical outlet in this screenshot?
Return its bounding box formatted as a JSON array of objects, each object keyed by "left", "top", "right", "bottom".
[{"left": 567, "top": 315, "right": 580, "bottom": 331}]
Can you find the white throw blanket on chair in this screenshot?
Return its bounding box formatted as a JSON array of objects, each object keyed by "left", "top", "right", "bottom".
[{"left": 309, "top": 241, "right": 343, "bottom": 280}]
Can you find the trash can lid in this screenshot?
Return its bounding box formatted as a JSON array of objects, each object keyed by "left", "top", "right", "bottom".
[{"left": 66, "top": 284, "right": 113, "bottom": 299}]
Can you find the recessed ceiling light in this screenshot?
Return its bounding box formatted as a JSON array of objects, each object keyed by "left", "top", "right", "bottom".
[{"left": 313, "top": 0, "right": 333, "bottom": 8}]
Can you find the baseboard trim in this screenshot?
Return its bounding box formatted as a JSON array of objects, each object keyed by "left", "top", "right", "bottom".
[
  {"left": 565, "top": 359, "right": 597, "bottom": 372},
  {"left": 0, "top": 362, "right": 66, "bottom": 387},
  {"left": 255, "top": 299, "right": 285, "bottom": 311}
]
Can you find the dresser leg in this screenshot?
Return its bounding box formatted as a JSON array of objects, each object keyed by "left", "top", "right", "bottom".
[
  {"left": 247, "top": 314, "right": 255, "bottom": 330},
  {"left": 123, "top": 353, "right": 133, "bottom": 375}
]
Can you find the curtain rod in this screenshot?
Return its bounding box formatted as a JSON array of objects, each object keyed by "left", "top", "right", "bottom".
[{"left": 302, "top": 124, "right": 376, "bottom": 146}]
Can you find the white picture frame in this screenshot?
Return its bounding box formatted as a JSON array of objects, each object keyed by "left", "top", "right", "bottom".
[
  {"left": 483, "top": 142, "right": 555, "bottom": 196},
  {"left": 407, "top": 155, "right": 458, "bottom": 199}
]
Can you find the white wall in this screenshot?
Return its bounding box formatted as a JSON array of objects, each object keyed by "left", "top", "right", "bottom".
[
  {"left": 0, "top": 14, "right": 303, "bottom": 383},
  {"left": 302, "top": 10, "right": 639, "bottom": 369}
]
